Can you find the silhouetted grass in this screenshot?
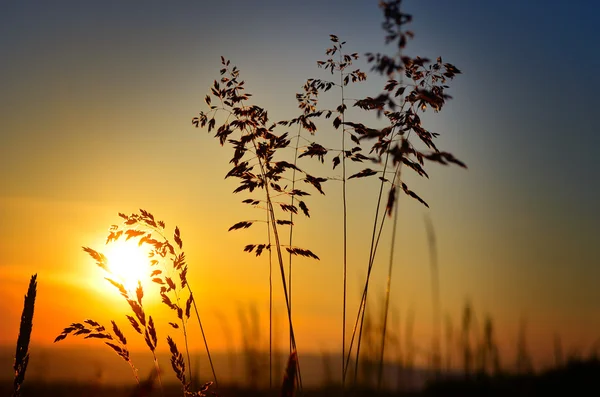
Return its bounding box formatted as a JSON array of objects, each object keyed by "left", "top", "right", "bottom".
[
  {"left": 192, "top": 1, "right": 464, "bottom": 393},
  {"left": 54, "top": 210, "right": 219, "bottom": 396},
  {"left": 4, "top": 356, "right": 600, "bottom": 397},
  {"left": 12, "top": 274, "right": 37, "bottom": 397},
  {"left": 10, "top": 1, "right": 599, "bottom": 397}
]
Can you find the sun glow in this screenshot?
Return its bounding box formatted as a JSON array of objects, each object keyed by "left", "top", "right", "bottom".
[{"left": 104, "top": 240, "right": 151, "bottom": 292}]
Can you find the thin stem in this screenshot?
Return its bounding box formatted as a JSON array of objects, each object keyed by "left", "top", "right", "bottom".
[
  {"left": 152, "top": 355, "right": 164, "bottom": 397},
  {"left": 128, "top": 362, "right": 140, "bottom": 385},
  {"left": 347, "top": 107, "right": 413, "bottom": 384},
  {"left": 350, "top": 7, "right": 411, "bottom": 382},
  {"left": 377, "top": 162, "right": 403, "bottom": 389},
  {"left": 347, "top": 133, "right": 396, "bottom": 383},
  {"left": 339, "top": 51, "right": 349, "bottom": 391},
  {"left": 208, "top": 67, "right": 333, "bottom": 389},
  {"left": 222, "top": 80, "right": 304, "bottom": 387},
  {"left": 187, "top": 284, "right": 219, "bottom": 388},
  {"left": 347, "top": 125, "right": 409, "bottom": 382},
  {"left": 246, "top": 127, "right": 304, "bottom": 389},
  {"left": 425, "top": 213, "right": 442, "bottom": 377},
  {"left": 351, "top": 190, "right": 385, "bottom": 383},
  {"left": 343, "top": 173, "right": 387, "bottom": 380},
  {"left": 268, "top": 207, "right": 273, "bottom": 389},
  {"left": 264, "top": 179, "right": 304, "bottom": 388},
  {"left": 287, "top": 124, "right": 302, "bottom": 354},
  {"left": 180, "top": 297, "right": 193, "bottom": 385}
]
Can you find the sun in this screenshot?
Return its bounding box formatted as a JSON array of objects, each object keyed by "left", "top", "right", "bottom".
[{"left": 103, "top": 240, "right": 151, "bottom": 292}]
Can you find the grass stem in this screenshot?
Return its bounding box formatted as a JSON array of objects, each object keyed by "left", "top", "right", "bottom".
[{"left": 12, "top": 274, "right": 37, "bottom": 397}]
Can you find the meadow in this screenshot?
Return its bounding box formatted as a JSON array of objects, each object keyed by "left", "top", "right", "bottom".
[{"left": 5, "top": 1, "right": 600, "bottom": 396}]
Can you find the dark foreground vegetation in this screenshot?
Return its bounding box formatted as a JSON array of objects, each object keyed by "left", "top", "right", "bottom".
[
  {"left": 423, "top": 358, "right": 600, "bottom": 396},
  {"left": 3, "top": 357, "right": 600, "bottom": 397}
]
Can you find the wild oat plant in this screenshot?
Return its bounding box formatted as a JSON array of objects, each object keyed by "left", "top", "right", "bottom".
[
  {"left": 192, "top": 0, "right": 464, "bottom": 391},
  {"left": 55, "top": 210, "right": 215, "bottom": 396},
  {"left": 54, "top": 0, "right": 464, "bottom": 395},
  {"left": 192, "top": 54, "right": 327, "bottom": 386}
]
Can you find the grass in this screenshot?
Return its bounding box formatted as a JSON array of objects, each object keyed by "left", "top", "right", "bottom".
[
  {"left": 7, "top": 1, "right": 599, "bottom": 396},
  {"left": 6, "top": 273, "right": 600, "bottom": 395},
  {"left": 12, "top": 274, "right": 37, "bottom": 397},
  {"left": 192, "top": 2, "right": 463, "bottom": 391},
  {"left": 14, "top": 0, "right": 462, "bottom": 394},
  {"left": 53, "top": 211, "right": 220, "bottom": 396}
]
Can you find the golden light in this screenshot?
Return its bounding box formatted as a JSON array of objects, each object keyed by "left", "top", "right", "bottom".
[{"left": 103, "top": 240, "right": 151, "bottom": 292}]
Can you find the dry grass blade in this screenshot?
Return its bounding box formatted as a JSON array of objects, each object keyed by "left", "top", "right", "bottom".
[
  {"left": 112, "top": 320, "right": 128, "bottom": 345},
  {"left": 12, "top": 274, "right": 37, "bottom": 397},
  {"left": 167, "top": 336, "right": 187, "bottom": 389},
  {"left": 281, "top": 350, "right": 297, "bottom": 397}
]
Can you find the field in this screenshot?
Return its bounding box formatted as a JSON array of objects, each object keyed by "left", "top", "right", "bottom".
[{"left": 3, "top": 1, "right": 599, "bottom": 396}]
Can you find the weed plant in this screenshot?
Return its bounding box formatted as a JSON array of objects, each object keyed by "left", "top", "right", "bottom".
[
  {"left": 52, "top": 1, "right": 465, "bottom": 396},
  {"left": 54, "top": 211, "right": 216, "bottom": 396},
  {"left": 193, "top": 0, "right": 463, "bottom": 391}
]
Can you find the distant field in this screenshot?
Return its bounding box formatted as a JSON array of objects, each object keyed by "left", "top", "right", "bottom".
[
  {"left": 3, "top": 346, "right": 600, "bottom": 396},
  {"left": 0, "top": 345, "right": 435, "bottom": 390}
]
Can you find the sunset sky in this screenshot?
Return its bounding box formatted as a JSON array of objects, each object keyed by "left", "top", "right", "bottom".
[{"left": 1, "top": 0, "right": 599, "bottom": 378}]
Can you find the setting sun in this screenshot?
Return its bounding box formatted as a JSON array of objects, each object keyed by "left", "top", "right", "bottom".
[{"left": 103, "top": 240, "right": 150, "bottom": 292}]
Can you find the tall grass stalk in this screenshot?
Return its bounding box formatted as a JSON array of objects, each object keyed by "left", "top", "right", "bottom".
[
  {"left": 268, "top": 208, "right": 273, "bottom": 388},
  {"left": 345, "top": 0, "right": 464, "bottom": 378},
  {"left": 347, "top": 150, "right": 393, "bottom": 384},
  {"left": 349, "top": 136, "right": 407, "bottom": 383},
  {"left": 13, "top": 274, "right": 37, "bottom": 397},
  {"left": 405, "top": 306, "right": 416, "bottom": 389},
  {"left": 281, "top": 351, "right": 298, "bottom": 397},
  {"left": 287, "top": 123, "right": 303, "bottom": 356},
  {"left": 377, "top": 163, "right": 403, "bottom": 389},
  {"left": 424, "top": 214, "right": 442, "bottom": 376},
  {"left": 241, "top": 111, "right": 305, "bottom": 387},
  {"left": 316, "top": 36, "right": 359, "bottom": 390},
  {"left": 309, "top": 35, "right": 369, "bottom": 387},
  {"left": 193, "top": 1, "right": 462, "bottom": 391},
  {"left": 254, "top": 134, "right": 301, "bottom": 376},
  {"left": 445, "top": 314, "right": 454, "bottom": 372},
  {"left": 339, "top": 46, "right": 349, "bottom": 392},
  {"left": 462, "top": 300, "right": 473, "bottom": 376},
  {"left": 194, "top": 59, "right": 341, "bottom": 388},
  {"left": 186, "top": 283, "right": 218, "bottom": 387}
]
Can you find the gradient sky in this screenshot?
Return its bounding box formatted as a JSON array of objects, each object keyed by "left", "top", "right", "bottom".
[{"left": 1, "top": 0, "right": 599, "bottom": 375}]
